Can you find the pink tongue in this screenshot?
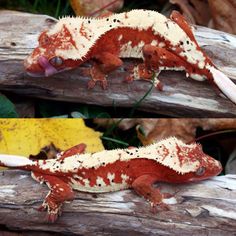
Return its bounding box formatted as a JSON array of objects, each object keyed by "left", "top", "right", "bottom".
[{"left": 38, "top": 56, "right": 58, "bottom": 77}]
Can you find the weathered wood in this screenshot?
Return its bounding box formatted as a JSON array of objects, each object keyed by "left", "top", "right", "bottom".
[
  {"left": 0, "top": 170, "right": 235, "bottom": 235},
  {"left": 0, "top": 10, "right": 236, "bottom": 117}
]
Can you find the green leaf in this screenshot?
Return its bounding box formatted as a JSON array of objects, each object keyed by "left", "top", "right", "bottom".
[
  {"left": 0, "top": 94, "right": 18, "bottom": 118},
  {"left": 71, "top": 111, "right": 87, "bottom": 118}
]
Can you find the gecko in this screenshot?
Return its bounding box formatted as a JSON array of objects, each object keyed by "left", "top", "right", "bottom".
[
  {"left": 0, "top": 137, "right": 222, "bottom": 222},
  {"left": 24, "top": 9, "right": 236, "bottom": 104}
]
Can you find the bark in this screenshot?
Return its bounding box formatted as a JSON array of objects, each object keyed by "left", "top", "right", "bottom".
[
  {"left": 0, "top": 10, "right": 236, "bottom": 117},
  {"left": 0, "top": 170, "right": 235, "bottom": 235}
]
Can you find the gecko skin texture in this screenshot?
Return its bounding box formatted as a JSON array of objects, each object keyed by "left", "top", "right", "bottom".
[
  {"left": 24, "top": 9, "right": 236, "bottom": 104},
  {"left": 0, "top": 137, "right": 222, "bottom": 223}
]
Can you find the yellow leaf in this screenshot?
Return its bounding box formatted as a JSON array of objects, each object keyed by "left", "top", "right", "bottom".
[{"left": 0, "top": 119, "right": 104, "bottom": 157}]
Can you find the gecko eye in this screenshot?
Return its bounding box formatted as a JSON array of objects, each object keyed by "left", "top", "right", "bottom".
[
  {"left": 49, "top": 56, "right": 64, "bottom": 67},
  {"left": 195, "top": 166, "right": 206, "bottom": 176}
]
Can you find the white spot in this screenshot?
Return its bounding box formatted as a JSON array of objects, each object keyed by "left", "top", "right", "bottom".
[
  {"left": 118, "top": 35, "right": 123, "bottom": 41},
  {"left": 151, "top": 40, "right": 158, "bottom": 46},
  {"left": 96, "top": 176, "right": 106, "bottom": 187},
  {"left": 121, "top": 174, "right": 129, "bottom": 183},
  {"left": 120, "top": 40, "right": 145, "bottom": 58},
  {"left": 107, "top": 172, "right": 115, "bottom": 183},
  {"left": 159, "top": 42, "right": 166, "bottom": 47},
  {"left": 198, "top": 61, "right": 205, "bottom": 69}
]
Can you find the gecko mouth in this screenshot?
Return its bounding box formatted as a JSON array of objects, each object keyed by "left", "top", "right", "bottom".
[
  {"left": 38, "top": 56, "right": 58, "bottom": 77},
  {"left": 27, "top": 56, "right": 70, "bottom": 78}
]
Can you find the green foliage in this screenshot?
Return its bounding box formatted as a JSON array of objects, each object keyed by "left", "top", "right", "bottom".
[
  {"left": 37, "top": 100, "right": 110, "bottom": 118},
  {"left": 2, "top": 0, "right": 73, "bottom": 18},
  {"left": 102, "top": 126, "right": 141, "bottom": 149},
  {"left": 98, "top": 119, "right": 141, "bottom": 149},
  {"left": 0, "top": 94, "right": 18, "bottom": 118}
]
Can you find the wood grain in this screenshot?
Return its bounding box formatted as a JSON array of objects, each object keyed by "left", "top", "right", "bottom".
[
  {"left": 0, "top": 10, "right": 236, "bottom": 117},
  {"left": 0, "top": 170, "right": 235, "bottom": 235}
]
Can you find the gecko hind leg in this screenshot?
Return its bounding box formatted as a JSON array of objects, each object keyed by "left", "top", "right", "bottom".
[
  {"left": 125, "top": 62, "right": 163, "bottom": 90},
  {"left": 32, "top": 172, "right": 75, "bottom": 223},
  {"left": 88, "top": 52, "right": 123, "bottom": 89},
  {"left": 142, "top": 44, "right": 192, "bottom": 85},
  {"left": 132, "top": 174, "right": 172, "bottom": 213},
  {"left": 126, "top": 44, "right": 189, "bottom": 90}
]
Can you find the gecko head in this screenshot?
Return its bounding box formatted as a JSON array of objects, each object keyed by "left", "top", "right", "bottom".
[
  {"left": 187, "top": 144, "right": 222, "bottom": 182},
  {"left": 156, "top": 138, "right": 222, "bottom": 183},
  {"left": 172, "top": 143, "right": 222, "bottom": 183},
  {"left": 24, "top": 25, "right": 84, "bottom": 77}
]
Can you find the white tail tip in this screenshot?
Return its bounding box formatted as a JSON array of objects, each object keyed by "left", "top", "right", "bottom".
[
  {"left": 0, "top": 154, "right": 33, "bottom": 167},
  {"left": 209, "top": 67, "right": 236, "bottom": 104}
]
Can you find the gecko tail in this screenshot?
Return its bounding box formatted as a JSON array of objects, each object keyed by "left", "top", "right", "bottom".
[
  {"left": 209, "top": 67, "right": 236, "bottom": 104},
  {"left": 0, "top": 154, "right": 33, "bottom": 168}
]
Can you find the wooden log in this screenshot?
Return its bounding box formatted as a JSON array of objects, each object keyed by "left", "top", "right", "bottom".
[
  {"left": 0, "top": 10, "right": 236, "bottom": 117},
  {"left": 0, "top": 170, "right": 235, "bottom": 235}
]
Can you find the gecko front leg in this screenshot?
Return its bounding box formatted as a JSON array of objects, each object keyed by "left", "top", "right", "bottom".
[
  {"left": 132, "top": 174, "right": 172, "bottom": 212},
  {"left": 32, "top": 172, "right": 75, "bottom": 223},
  {"left": 88, "top": 52, "right": 123, "bottom": 89}
]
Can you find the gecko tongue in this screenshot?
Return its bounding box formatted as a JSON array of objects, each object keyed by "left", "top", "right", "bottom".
[{"left": 38, "top": 56, "right": 58, "bottom": 77}]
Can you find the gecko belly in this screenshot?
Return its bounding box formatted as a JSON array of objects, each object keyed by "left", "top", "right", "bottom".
[{"left": 69, "top": 175, "right": 130, "bottom": 193}]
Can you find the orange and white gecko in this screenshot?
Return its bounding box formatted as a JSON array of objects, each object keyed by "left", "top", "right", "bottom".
[
  {"left": 24, "top": 9, "right": 236, "bottom": 104},
  {"left": 0, "top": 137, "right": 222, "bottom": 222}
]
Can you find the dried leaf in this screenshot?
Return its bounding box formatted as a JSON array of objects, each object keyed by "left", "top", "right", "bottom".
[
  {"left": 208, "top": 0, "right": 236, "bottom": 34},
  {"left": 170, "top": 0, "right": 236, "bottom": 34},
  {"left": 97, "top": 119, "right": 236, "bottom": 145},
  {"left": 69, "top": 0, "right": 124, "bottom": 16},
  {"left": 170, "top": 0, "right": 210, "bottom": 25},
  {"left": 137, "top": 119, "right": 236, "bottom": 145},
  {"left": 0, "top": 119, "right": 104, "bottom": 157}
]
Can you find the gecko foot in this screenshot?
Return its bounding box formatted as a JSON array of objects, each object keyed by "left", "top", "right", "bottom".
[
  {"left": 87, "top": 79, "right": 108, "bottom": 89},
  {"left": 149, "top": 190, "right": 173, "bottom": 213},
  {"left": 150, "top": 201, "right": 170, "bottom": 214},
  {"left": 38, "top": 200, "right": 62, "bottom": 223},
  {"left": 89, "top": 64, "right": 108, "bottom": 89}
]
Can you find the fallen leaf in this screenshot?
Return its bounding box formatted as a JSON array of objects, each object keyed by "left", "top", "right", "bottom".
[
  {"left": 0, "top": 119, "right": 104, "bottom": 157},
  {"left": 208, "top": 0, "right": 236, "bottom": 34},
  {"left": 69, "top": 0, "right": 124, "bottom": 16},
  {"left": 95, "top": 118, "right": 236, "bottom": 145},
  {"left": 170, "top": 0, "right": 210, "bottom": 25},
  {"left": 170, "top": 0, "right": 236, "bottom": 34},
  {"left": 137, "top": 119, "right": 236, "bottom": 145}
]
